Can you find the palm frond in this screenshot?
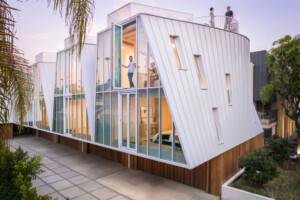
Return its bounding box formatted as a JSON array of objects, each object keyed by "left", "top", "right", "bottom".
[
  {"left": 47, "top": 0, "right": 95, "bottom": 56},
  {"left": 0, "top": 0, "right": 33, "bottom": 139}
]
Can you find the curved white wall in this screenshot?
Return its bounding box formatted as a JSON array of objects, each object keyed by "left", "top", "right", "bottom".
[{"left": 141, "top": 14, "right": 263, "bottom": 168}]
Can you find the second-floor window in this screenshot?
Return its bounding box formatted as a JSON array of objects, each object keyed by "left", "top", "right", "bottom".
[
  {"left": 170, "top": 36, "right": 185, "bottom": 70},
  {"left": 225, "top": 74, "right": 232, "bottom": 105}
]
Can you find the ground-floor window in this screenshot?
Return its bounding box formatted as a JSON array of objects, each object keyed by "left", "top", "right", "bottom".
[{"left": 95, "top": 87, "right": 186, "bottom": 164}]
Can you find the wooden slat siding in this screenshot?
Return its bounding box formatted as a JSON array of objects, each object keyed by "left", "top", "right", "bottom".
[
  {"left": 59, "top": 136, "right": 81, "bottom": 150},
  {"left": 39, "top": 131, "right": 53, "bottom": 141},
  {"left": 87, "top": 144, "right": 128, "bottom": 166},
  {"left": 0, "top": 124, "right": 13, "bottom": 139}
]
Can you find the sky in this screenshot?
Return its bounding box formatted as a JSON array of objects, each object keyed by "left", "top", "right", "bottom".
[{"left": 10, "top": 0, "right": 300, "bottom": 64}]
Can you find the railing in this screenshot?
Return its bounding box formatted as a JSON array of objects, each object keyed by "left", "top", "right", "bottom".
[
  {"left": 194, "top": 15, "right": 239, "bottom": 33},
  {"left": 258, "top": 110, "right": 278, "bottom": 125}
]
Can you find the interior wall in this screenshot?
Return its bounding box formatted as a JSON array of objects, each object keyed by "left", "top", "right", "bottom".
[{"left": 161, "top": 98, "right": 172, "bottom": 132}]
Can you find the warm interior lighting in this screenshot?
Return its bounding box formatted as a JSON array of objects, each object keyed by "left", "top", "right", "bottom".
[
  {"left": 170, "top": 36, "right": 182, "bottom": 69},
  {"left": 194, "top": 55, "right": 204, "bottom": 88},
  {"left": 297, "top": 144, "right": 300, "bottom": 155}
]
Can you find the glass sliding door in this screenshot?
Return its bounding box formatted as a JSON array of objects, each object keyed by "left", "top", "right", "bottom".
[
  {"left": 114, "top": 24, "right": 122, "bottom": 88},
  {"left": 104, "top": 92, "right": 111, "bottom": 145},
  {"left": 129, "top": 94, "right": 135, "bottom": 149},
  {"left": 111, "top": 92, "right": 118, "bottom": 147},
  {"left": 122, "top": 94, "right": 127, "bottom": 147},
  {"left": 95, "top": 93, "right": 104, "bottom": 143},
  {"left": 138, "top": 90, "right": 147, "bottom": 154},
  {"left": 148, "top": 88, "right": 159, "bottom": 157},
  {"left": 120, "top": 93, "right": 136, "bottom": 150}
]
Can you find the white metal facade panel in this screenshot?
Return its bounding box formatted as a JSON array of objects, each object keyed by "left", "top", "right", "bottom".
[
  {"left": 107, "top": 3, "right": 194, "bottom": 26},
  {"left": 39, "top": 62, "right": 56, "bottom": 131},
  {"left": 35, "top": 52, "right": 56, "bottom": 63},
  {"left": 81, "top": 44, "right": 97, "bottom": 141},
  {"left": 141, "top": 15, "right": 263, "bottom": 168}
]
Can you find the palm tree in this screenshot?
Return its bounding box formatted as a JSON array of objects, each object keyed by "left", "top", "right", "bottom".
[{"left": 0, "top": 0, "right": 95, "bottom": 141}]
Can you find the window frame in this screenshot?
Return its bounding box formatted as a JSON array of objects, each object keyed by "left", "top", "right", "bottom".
[{"left": 112, "top": 23, "right": 123, "bottom": 89}]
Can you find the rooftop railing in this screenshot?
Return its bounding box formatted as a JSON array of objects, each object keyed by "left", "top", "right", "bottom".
[{"left": 194, "top": 15, "right": 239, "bottom": 33}]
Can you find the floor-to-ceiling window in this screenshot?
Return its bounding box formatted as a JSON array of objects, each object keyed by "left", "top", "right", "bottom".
[
  {"left": 52, "top": 46, "right": 91, "bottom": 140},
  {"left": 53, "top": 51, "right": 65, "bottom": 134},
  {"left": 33, "top": 64, "right": 50, "bottom": 130},
  {"left": 94, "top": 17, "right": 186, "bottom": 164},
  {"left": 95, "top": 29, "right": 112, "bottom": 144},
  {"left": 122, "top": 21, "right": 137, "bottom": 89}
]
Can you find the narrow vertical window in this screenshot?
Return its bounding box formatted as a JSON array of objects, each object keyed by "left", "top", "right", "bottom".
[
  {"left": 194, "top": 55, "right": 207, "bottom": 89},
  {"left": 114, "top": 25, "right": 122, "bottom": 88},
  {"left": 225, "top": 74, "right": 232, "bottom": 105},
  {"left": 212, "top": 108, "right": 223, "bottom": 143},
  {"left": 170, "top": 36, "right": 185, "bottom": 70}
]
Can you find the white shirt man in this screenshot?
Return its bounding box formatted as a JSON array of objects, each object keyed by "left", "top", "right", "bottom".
[{"left": 123, "top": 56, "right": 136, "bottom": 88}]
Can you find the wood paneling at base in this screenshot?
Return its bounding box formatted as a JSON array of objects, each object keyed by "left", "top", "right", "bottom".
[{"left": 0, "top": 124, "right": 13, "bottom": 139}]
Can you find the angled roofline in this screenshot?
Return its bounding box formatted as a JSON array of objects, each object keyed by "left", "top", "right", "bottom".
[
  {"left": 56, "top": 42, "right": 96, "bottom": 55},
  {"left": 107, "top": 2, "right": 193, "bottom": 17},
  {"left": 100, "top": 13, "right": 250, "bottom": 41}
]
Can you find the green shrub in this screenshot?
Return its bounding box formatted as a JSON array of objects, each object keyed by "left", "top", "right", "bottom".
[
  {"left": 265, "top": 138, "right": 289, "bottom": 163},
  {"left": 0, "top": 143, "right": 52, "bottom": 200},
  {"left": 238, "top": 148, "right": 278, "bottom": 186}
]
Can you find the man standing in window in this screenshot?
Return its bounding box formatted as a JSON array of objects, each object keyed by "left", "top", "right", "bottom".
[
  {"left": 224, "top": 6, "right": 234, "bottom": 31},
  {"left": 123, "top": 56, "right": 136, "bottom": 88}
]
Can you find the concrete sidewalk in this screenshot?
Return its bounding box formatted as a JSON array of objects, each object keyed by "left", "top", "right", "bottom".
[{"left": 9, "top": 135, "right": 218, "bottom": 200}]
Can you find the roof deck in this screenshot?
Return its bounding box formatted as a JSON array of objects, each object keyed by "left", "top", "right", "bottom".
[{"left": 108, "top": 3, "right": 239, "bottom": 33}]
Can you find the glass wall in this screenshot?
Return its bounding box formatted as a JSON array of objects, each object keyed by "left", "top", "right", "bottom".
[
  {"left": 111, "top": 92, "right": 118, "bottom": 147},
  {"left": 122, "top": 21, "right": 137, "bottom": 89},
  {"left": 114, "top": 25, "right": 122, "bottom": 88},
  {"left": 53, "top": 51, "right": 65, "bottom": 133},
  {"left": 137, "top": 90, "right": 147, "bottom": 154},
  {"left": 32, "top": 64, "right": 50, "bottom": 130},
  {"left": 137, "top": 19, "right": 147, "bottom": 88},
  {"left": 148, "top": 88, "right": 159, "bottom": 157},
  {"left": 51, "top": 46, "right": 91, "bottom": 141},
  {"left": 104, "top": 93, "right": 111, "bottom": 145},
  {"left": 94, "top": 17, "right": 186, "bottom": 164},
  {"left": 95, "top": 93, "right": 104, "bottom": 143}
]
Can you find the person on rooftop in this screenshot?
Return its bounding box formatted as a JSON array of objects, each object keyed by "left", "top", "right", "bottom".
[
  {"left": 224, "top": 6, "right": 234, "bottom": 30},
  {"left": 210, "top": 7, "right": 215, "bottom": 27}
]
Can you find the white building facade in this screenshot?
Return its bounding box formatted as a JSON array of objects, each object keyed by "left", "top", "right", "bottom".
[{"left": 22, "top": 3, "right": 263, "bottom": 173}]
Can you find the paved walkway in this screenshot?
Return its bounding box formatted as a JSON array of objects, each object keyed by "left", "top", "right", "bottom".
[{"left": 9, "top": 135, "right": 218, "bottom": 200}]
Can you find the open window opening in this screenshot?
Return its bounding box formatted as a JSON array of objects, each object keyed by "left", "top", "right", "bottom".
[
  {"left": 225, "top": 74, "right": 232, "bottom": 105},
  {"left": 212, "top": 107, "right": 223, "bottom": 143},
  {"left": 170, "top": 36, "right": 186, "bottom": 70},
  {"left": 194, "top": 55, "right": 207, "bottom": 89}
]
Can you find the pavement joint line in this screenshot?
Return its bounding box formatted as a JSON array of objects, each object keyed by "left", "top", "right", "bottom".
[{"left": 15, "top": 136, "right": 131, "bottom": 200}]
